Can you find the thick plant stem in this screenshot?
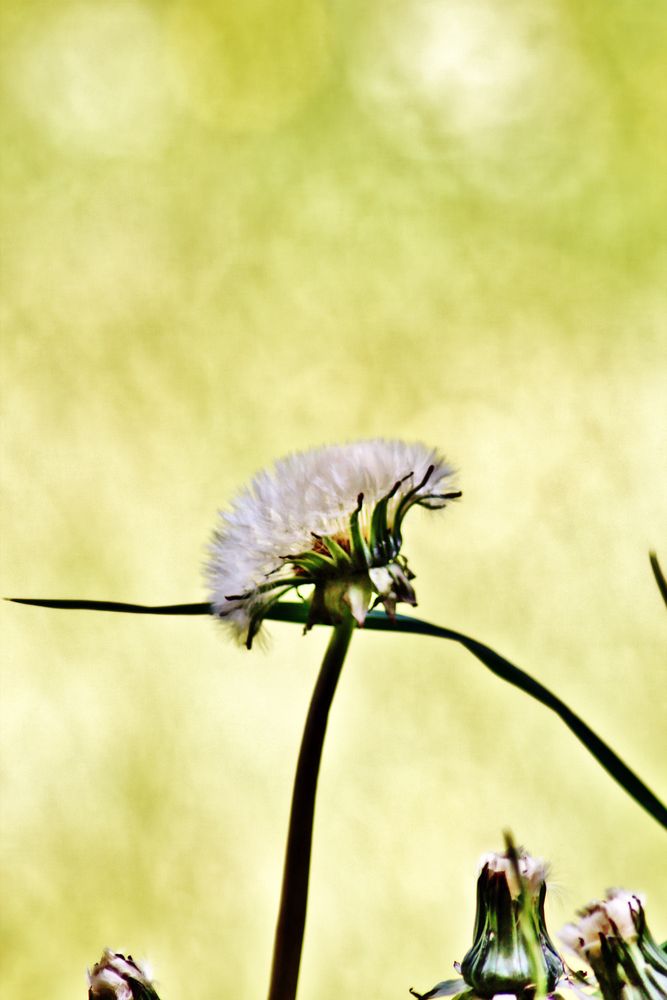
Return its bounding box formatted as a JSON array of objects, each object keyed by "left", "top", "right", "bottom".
[{"left": 267, "top": 616, "right": 355, "bottom": 1000}]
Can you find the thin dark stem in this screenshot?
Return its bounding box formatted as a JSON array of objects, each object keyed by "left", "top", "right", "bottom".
[
  {"left": 361, "top": 613, "right": 667, "bottom": 832},
  {"left": 267, "top": 615, "right": 355, "bottom": 1000},
  {"left": 6, "top": 597, "right": 209, "bottom": 615},
  {"left": 649, "top": 552, "right": 667, "bottom": 609}
]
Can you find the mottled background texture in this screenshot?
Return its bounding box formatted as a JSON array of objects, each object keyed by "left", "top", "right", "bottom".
[{"left": 1, "top": 1, "right": 666, "bottom": 998}]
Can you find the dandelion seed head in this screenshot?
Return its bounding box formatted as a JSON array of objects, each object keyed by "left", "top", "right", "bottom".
[{"left": 206, "top": 439, "right": 458, "bottom": 646}]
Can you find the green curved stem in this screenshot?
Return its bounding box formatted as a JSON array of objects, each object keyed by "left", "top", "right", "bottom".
[
  {"left": 9, "top": 593, "right": 666, "bottom": 830},
  {"left": 266, "top": 603, "right": 667, "bottom": 832},
  {"left": 267, "top": 615, "right": 355, "bottom": 1000}
]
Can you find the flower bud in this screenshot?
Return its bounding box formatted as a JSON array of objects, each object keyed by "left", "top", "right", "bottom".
[
  {"left": 460, "top": 847, "right": 563, "bottom": 998},
  {"left": 88, "top": 950, "right": 161, "bottom": 1000},
  {"left": 560, "top": 890, "right": 667, "bottom": 1000},
  {"left": 410, "top": 841, "right": 566, "bottom": 1000}
]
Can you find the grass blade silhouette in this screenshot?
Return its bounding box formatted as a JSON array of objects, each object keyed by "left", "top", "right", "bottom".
[{"left": 8, "top": 594, "right": 666, "bottom": 831}]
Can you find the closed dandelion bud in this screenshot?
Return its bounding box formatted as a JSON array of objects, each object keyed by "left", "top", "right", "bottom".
[
  {"left": 410, "top": 842, "right": 569, "bottom": 1000},
  {"left": 560, "top": 890, "right": 667, "bottom": 1000},
  {"left": 460, "top": 849, "right": 563, "bottom": 998},
  {"left": 87, "top": 950, "right": 161, "bottom": 1000}
]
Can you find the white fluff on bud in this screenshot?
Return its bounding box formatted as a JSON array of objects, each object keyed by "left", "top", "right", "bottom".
[
  {"left": 560, "top": 889, "right": 645, "bottom": 957},
  {"left": 603, "top": 888, "right": 645, "bottom": 940},
  {"left": 478, "top": 848, "right": 549, "bottom": 898},
  {"left": 88, "top": 950, "right": 155, "bottom": 999}
]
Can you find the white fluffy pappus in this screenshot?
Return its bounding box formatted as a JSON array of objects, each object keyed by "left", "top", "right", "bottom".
[
  {"left": 559, "top": 888, "right": 646, "bottom": 957},
  {"left": 206, "top": 439, "right": 459, "bottom": 645},
  {"left": 478, "top": 847, "right": 550, "bottom": 899},
  {"left": 88, "top": 950, "right": 156, "bottom": 1000}
]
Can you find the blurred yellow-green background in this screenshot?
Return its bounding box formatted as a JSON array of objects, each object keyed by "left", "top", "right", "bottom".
[{"left": 1, "top": 1, "right": 666, "bottom": 997}]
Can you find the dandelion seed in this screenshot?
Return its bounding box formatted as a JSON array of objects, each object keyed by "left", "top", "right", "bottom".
[{"left": 206, "top": 439, "right": 460, "bottom": 647}]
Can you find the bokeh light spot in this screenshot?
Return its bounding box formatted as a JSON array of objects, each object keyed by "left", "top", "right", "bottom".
[
  {"left": 349, "top": 0, "right": 613, "bottom": 199},
  {"left": 9, "top": 1, "right": 174, "bottom": 157},
  {"left": 166, "top": 0, "right": 332, "bottom": 133}
]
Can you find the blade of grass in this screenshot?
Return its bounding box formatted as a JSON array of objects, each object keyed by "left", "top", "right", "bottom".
[
  {"left": 7, "top": 597, "right": 210, "bottom": 614},
  {"left": 348, "top": 606, "right": 667, "bottom": 833},
  {"left": 8, "top": 595, "right": 666, "bottom": 830}
]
